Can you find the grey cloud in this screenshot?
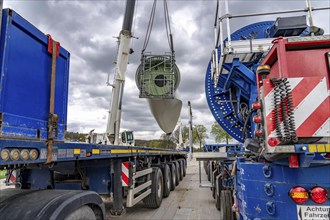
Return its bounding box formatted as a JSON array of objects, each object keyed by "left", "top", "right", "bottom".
[{"left": 4, "top": 0, "right": 329, "bottom": 139}]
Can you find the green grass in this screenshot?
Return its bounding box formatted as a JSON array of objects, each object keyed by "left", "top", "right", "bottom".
[{"left": 0, "top": 170, "right": 6, "bottom": 179}]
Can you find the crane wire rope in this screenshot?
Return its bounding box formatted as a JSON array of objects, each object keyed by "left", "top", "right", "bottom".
[
  {"left": 163, "top": 0, "right": 174, "bottom": 53},
  {"left": 141, "top": 0, "right": 174, "bottom": 55},
  {"left": 142, "top": 0, "right": 157, "bottom": 54}
]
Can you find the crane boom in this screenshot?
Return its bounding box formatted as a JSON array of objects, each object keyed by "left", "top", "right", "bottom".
[{"left": 106, "top": 0, "right": 136, "bottom": 145}]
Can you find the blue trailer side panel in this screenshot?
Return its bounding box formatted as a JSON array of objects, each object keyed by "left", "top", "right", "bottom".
[
  {"left": 236, "top": 159, "right": 330, "bottom": 220},
  {"left": 0, "top": 9, "right": 70, "bottom": 140}
]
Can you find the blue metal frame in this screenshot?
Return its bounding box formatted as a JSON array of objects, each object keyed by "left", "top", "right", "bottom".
[
  {"left": 204, "top": 143, "right": 239, "bottom": 152},
  {"left": 205, "top": 21, "right": 274, "bottom": 143}
]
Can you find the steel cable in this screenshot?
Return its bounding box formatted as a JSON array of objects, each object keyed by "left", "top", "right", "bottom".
[{"left": 142, "top": 0, "right": 157, "bottom": 54}]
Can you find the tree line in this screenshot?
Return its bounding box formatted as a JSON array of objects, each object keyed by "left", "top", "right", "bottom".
[{"left": 65, "top": 121, "right": 232, "bottom": 149}]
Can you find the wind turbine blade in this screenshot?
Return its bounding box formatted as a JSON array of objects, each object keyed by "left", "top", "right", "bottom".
[{"left": 148, "top": 98, "right": 182, "bottom": 134}]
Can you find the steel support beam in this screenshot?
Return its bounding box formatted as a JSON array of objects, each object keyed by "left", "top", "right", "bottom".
[{"left": 110, "top": 159, "right": 125, "bottom": 216}]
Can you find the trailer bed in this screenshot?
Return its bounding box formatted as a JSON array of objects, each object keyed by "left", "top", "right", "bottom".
[{"left": 0, "top": 139, "right": 186, "bottom": 167}]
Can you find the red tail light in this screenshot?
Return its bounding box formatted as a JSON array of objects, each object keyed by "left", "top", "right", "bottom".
[
  {"left": 252, "top": 102, "right": 261, "bottom": 110},
  {"left": 268, "top": 138, "right": 279, "bottom": 147},
  {"left": 310, "top": 187, "right": 328, "bottom": 204},
  {"left": 289, "top": 186, "right": 309, "bottom": 204},
  {"left": 253, "top": 115, "right": 262, "bottom": 123},
  {"left": 254, "top": 129, "right": 263, "bottom": 137}
]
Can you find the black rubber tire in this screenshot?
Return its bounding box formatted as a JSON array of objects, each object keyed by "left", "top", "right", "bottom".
[
  {"left": 174, "top": 161, "right": 180, "bottom": 186},
  {"left": 226, "top": 190, "right": 235, "bottom": 220},
  {"left": 169, "top": 163, "right": 176, "bottom": 191},
  {"left": 181, "top": 159, "right": 186, "bottom": 177},
  {"left": 178, "top": 160, "right": 183, "bottom": 181},
  {"left": 183, "top": 159, "right": 187, "bottom": 175},
  {"left": 143, "top": 167, "right": 164, "bottom": 208},
  {"left": 220, "top": 190, "right": 234, "bottom": 220},
  {"left": 215, "top": 183, "right": 220, "bottom": 210},
  {"left": 163, "top": 164, "right": 171, "bottom": 198},
  {"left": 64, "top": 205, "right": 96, "bottom": 220},
  {"left": 220, "top": 190, "right": 227, "bottom": 220}
]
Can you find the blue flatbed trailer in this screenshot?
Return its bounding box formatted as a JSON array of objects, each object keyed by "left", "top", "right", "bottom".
[
  {"left": 0, "top": 7, "right": 187, "bottom": 220},
  {"left": 0, "top": 139, "right": 187, "bottom": 219}
]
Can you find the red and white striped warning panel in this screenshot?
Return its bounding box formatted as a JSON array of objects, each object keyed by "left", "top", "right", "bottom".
[
  {"left": 8, "top": 170, "right": 17, "bottom": 184},
  {"left": 122, "top": 162, "right": 130, "bottom": 187},
  {"left": 262, "top": 77, "right": 330, "bottom": 141}
]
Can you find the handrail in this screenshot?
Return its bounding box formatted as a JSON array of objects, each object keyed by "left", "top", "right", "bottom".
[
  {"left": 212, "top": 0, "right": 330, "bottom": 87},
  {"left": 218, "top": 6, "right": 330, "bottom": 22}
]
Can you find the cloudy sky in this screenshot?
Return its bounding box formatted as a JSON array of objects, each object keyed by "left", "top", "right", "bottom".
[{"left": 4, "top": 0, "right": 329, "bottom": 141}]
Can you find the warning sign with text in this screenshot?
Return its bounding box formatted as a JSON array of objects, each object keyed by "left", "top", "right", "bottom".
[{"left": 297, "top": 205, "right": 330, "bottom": 220}]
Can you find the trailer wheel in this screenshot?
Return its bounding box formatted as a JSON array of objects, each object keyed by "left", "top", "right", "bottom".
[
  {"left": 143, "top": 167, "right": 164, "bottom": 208},
  {"left": 215, "top": 184, "right": 220, "bottom": 210},
  {"left": 180, "top": 159, "right": 186, "bottom": 178},
  {"left": 163, "top": 164, "right": 171, "bottom": 198},
  {"left": 0, "top": 189, "right": 105, "bottom": 220},
  {"left": 169, "top": 163, "right": 176, "bottom": 191},
  {"left": 220, "top": 191, "right": 227, "bottom": 219},
  {"left": 181, "top": 159, "right": 186, "bottom": 177},
  {"left": 174, "top": 161, "right": 180, "bottom": 185},
  {"left": 178, "top": 160, "right": 184, "bottom": 181},
  {"left": 226, "top": 190, "right": 235, "bottom": 220},
  {"left": 212, "top": 170, "right": 219, "bottom": 199},
  {"left": 215, "top": 174, "right": 222, "bottom": 210},
  {"left": 64, "top": 205, "right": 96, "bottom": 220},
  {"left": 220, "top": 190, "right": 234, "bottom": 220}
]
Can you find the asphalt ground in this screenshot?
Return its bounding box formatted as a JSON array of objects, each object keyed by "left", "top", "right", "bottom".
[{"left": 110, "top": 158, "right": 220, "bottom": 219}]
